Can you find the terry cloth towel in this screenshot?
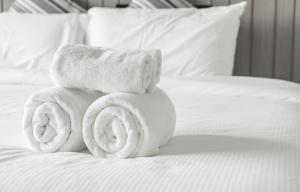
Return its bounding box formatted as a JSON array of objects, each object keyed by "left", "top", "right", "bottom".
[
  {"left": 83, "top": 88, "right": 176, "bottom": 158},
  {"left": 50, "top": 44, "right": 162, "bottom": 94},
  {"left": 23, "top": 87, "right": 102, "bottom": 152}
]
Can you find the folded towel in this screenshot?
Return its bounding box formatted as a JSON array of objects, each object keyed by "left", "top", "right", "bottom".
[
  {"left": 50, "top": 44, "right": 162, "bottom": 94},
  {"left": 23, "top": 87, "right": 102, "bottom": 152},
  {"left": 83, "top": 88, "right": 176, "bottom": 158}
]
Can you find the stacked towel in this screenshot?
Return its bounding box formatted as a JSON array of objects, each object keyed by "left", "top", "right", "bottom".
[
  {"left": 23, "top": 88, "right": 102, "bottom": 152},
  {"left": 23, "top": 44, "right": 175, "bottom": 158},
  {"left": 50, "top": 44, "right": 162, "bottom": 94},
  {"left": 147, "top": 50, "right": 162, "bottom": 92},
  {"left": 83, "top": 88, "right": 175, "bottom": 158}
]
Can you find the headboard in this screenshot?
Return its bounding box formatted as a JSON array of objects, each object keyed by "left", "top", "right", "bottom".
[{"left": 1, "top": 0, "right": 300, "bottom": 83}]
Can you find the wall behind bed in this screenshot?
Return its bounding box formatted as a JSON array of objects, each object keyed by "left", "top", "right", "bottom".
[{"left": 1, "top": 0, "right": 300, "bottom": 83}]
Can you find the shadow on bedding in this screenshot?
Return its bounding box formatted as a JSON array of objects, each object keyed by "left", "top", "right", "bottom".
[{"left": 159, "top": 135, "right": 283, "bottom": 156}]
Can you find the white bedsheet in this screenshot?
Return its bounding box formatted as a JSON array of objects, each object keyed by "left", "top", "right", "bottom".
[{"left": 0, "top": 73, "right": 299, "bottom": 192}]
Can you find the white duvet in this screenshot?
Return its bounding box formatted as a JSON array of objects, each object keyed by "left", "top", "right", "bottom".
[{"left": 0, "top": 70, "right": 299, "bottom": 192}]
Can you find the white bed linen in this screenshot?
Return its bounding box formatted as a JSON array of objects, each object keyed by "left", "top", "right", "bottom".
[
  {"left": 87, "top": 3, "right": 246, "bottom": 77},
  {"left": 0, "top": 73, "right": 299, "bottom": 192},
  {"left": 0, "top": 13, "right": 87, "bottom": 71}
]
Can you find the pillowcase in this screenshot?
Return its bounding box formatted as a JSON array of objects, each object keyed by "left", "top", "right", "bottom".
[
  {"left": 0, "top": 13, "right": 87, "bottom": 71},
  {"left": 87, "top": 2, "right": 246, "bottom": 77},
  {"left": 9, "top": 0, "right": 86, "bottom": 14},
  {"left": 129, "top": 0, "right": 195, "bottom": 8}
]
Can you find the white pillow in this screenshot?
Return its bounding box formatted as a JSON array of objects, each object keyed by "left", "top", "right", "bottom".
[
  {"left": 0, "top": 13, "right": 88, "bottom": 71},
  {"left": 87, "top": 2, "right": 246, "bottom": 77}
]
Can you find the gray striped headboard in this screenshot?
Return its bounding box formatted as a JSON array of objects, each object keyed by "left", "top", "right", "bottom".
[{"left": 1, "top": 0, "right": 300, "bottom": 83}]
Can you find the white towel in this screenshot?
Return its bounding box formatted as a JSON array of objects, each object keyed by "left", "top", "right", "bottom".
[
  {"left": 83, "top": 88, "right": 176, "bottom": 158},
  {"left": 147, "top": 50, "right": 162, "bottom": 92},
  {"left": 23, "top": 87, "right": 102, "bottom": 152},
  {"left": 50, "top": 44, "right": 162, "bottom": 94}
]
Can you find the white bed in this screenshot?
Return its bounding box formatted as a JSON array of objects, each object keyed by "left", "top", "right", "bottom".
[
  {"left": 0, "top": 70, "right": 299, "bottom": 192},
  {"left": 0, "top": 3, "right": 299, "bottom": 191}
]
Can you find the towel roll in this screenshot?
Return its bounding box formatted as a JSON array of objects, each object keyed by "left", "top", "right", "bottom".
[
  {"left": 83, "top": 88, "right": 176, "bottom": 158},
  {"left": 147, "top": 50, "right": 162, "bottom": 92},
  {"left": 23, "top": 87, "right": 102, "bottom": 152},
  {"left": 50, "top": 44, "right": 162, "bottom": 94}
]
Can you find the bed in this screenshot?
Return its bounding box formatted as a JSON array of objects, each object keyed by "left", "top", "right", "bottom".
[
  {"left": 0, "top": 1, "right": 299, "bottom": 192},
  {"left": 0, "top": 70, "right": 299, "bottom": 191}
]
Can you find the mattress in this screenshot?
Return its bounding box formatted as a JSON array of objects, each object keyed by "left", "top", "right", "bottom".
[{"left": 0, "top": 70, "right": 299, "bottom": 192}]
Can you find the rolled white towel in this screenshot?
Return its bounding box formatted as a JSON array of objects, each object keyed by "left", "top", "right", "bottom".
[
  {"left": 23, "top": 87, "right": 102, "bottom": 152},
  {"left": 147, "top": 50, "right": 162, "bottom": 92},
  {"left": 50, "top": 44, "right": 162, "bottom": 94},
  {"left": 83, "top": 88, "right": 176, "bottom": 158}
]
